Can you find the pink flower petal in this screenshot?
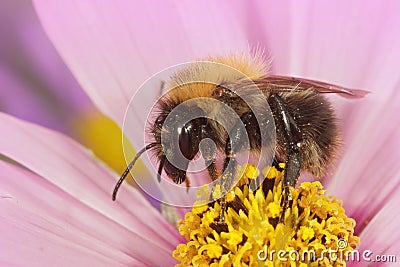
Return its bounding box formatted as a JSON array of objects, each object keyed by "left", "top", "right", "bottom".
[
  {"left": 0, "top": 113, "right": 182, "bottom": 265},
  {"left": 348, "top": 188, "right": 400, "bottom": 266},
  {"left": 0, "top": 0, "right": 90, "bottom": 135},
  {"left": 328, "top": 98, "right": 400, "bottom": 233},
  {"left": 1, "top": 161, "right": 146, "bottom": 266},
  {"left": 249, "top": 1, "right": 400, "bottom": 87},
  {"left": 33, "top": 0, "right": 250, "bottom": 128}
]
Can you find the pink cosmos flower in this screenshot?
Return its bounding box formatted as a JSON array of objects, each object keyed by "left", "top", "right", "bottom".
[{"left": 1, "top": 1, "right": 399, "bottom": 266}]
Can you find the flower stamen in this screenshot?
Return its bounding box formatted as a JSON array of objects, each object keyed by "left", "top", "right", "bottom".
[{"left": 173, "top": 164, "right": 359, "bottom": 266}]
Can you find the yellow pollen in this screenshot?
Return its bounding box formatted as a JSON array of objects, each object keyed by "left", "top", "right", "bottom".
[
  {"left": 262, "top": 165, "right": 281, "bottom": 179},
  {"left": 225, "top": 191, "right": 236, "bottom": 203},
  {"left": 196, "top": 185, "right": 211, "bottom": 199},
  {"left": 192, "top": 201, "right": 209, "bottom": 215},
  {"left": 198, "top": 244, "right": 223, "bottom": 259},
  {"left": 267, "top": 202, "right": 281, "bottom": 218},
  {"left": 221, "top": 230, "right": 243, "bottom": 247},
  {"left": 173, "top": 164, "right": 360, "bottom": 266},
  {"left": 244, "top": 164, "right": 260, "bottom": 179},
  {"left": 299, "top": 226, "right": 315, "bottom": 241},
  {"left": 212, "top": 185, "right": 223, "bottom": 199}
]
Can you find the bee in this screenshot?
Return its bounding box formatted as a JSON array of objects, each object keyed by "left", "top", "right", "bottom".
[{"left": 112, "top": 53, "right": 367, "bottom": 222}]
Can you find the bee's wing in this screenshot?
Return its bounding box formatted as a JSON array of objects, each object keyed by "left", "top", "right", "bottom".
[{"left": 257, "top": 75, "right": 369, "bottom": 98}]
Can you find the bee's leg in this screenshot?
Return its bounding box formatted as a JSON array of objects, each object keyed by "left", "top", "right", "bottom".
[
  {"left": 201, "top": 148, "right": 220, "bottom": 200},
  {"left": 217, "top": 152, "right": 238, "bottom": 223},
  {"left": 269, "top": 94, "right": 303, "bottom": 222},
  {"left": 217, "top": 113, "right": 252, "bottom": 223},
  {"left": 202, "top": 158, "right": 227, "bottom": 222},
  {"left": 185, "top": 178, "right": 190, "bottom": 193},
  {"left": 198, "top": 126, "right": 227, "bottom": 218},
  {"left": 206, "top": 160, "right": 219, "bottom": 181},
  {"left": 199, "top": 124, "right": 219, "bottom": 182}
]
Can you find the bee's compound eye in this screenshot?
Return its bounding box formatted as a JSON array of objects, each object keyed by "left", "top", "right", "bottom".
[{"left": 178, "top": 124, "right": 193, "bottom": 159}]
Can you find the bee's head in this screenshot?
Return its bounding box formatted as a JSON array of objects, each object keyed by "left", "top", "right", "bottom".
[{"left": 150, "top": 101, "right": 209, "bottom": 184}]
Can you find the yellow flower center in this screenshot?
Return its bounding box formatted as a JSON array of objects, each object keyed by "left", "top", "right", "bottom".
[
  {"left": 73, "top": 110, "right": 150, "bottom": 185},
  {"left": 173, "top": 164, "right": 359, "bottom": 266}
]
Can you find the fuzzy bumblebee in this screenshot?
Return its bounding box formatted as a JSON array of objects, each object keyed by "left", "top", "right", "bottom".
[{"left": 112, "top": 52, "right": 367, "bottom": 221}]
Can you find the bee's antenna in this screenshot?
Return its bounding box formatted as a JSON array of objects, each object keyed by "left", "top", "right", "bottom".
[
  {"left": 157, "top": 156, "right": 166, "bottom": 183},
  {"left": 112, "top": 143, "right": 156, "bottom": 201}
]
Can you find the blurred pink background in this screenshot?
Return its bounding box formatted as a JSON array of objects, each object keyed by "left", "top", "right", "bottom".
[{"left": 0, "top": 0, "right": 92, "bottom": 136}]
